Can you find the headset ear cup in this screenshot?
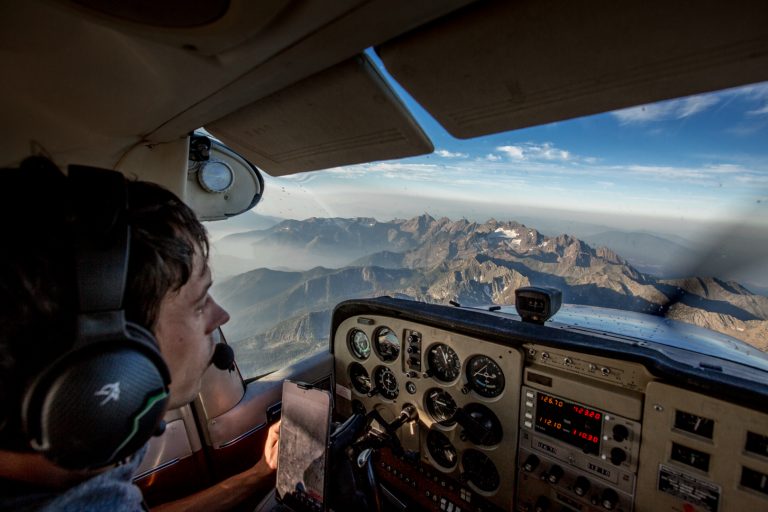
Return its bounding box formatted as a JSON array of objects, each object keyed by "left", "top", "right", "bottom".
[{"left": 22, "top": 341, "right": 169, "bottom": 470}]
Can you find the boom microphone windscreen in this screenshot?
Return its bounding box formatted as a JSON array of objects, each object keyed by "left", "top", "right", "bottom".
[{"left": 211, "top": 343, "right": 235, "bottom": 371}]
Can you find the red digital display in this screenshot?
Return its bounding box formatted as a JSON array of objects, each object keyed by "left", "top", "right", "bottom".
[{"left": 534, "top": 392, "right": 603, "bottom": 454}]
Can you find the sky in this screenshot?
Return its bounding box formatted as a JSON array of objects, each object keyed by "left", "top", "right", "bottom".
[{"left": 249, "top": 53, "right": 768, "bottom": 239}]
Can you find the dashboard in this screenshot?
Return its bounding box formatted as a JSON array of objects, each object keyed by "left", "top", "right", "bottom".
[{"left": 331, "top": 298, "right": 768, "bottom": 512}]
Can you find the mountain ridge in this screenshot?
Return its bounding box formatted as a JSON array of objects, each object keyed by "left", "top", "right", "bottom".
[{"left": 211, "top": 214, "right": 768, "bottom": 364}]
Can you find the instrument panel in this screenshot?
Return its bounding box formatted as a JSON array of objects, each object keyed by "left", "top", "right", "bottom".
[
  {"left": 334, "top": 315, "right": 523, "bottom": 509},
  {"left": 331, "top": 303, "right": 768, "bottom": 512}
]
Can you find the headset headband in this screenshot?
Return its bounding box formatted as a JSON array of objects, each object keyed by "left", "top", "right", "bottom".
[{"left": 69, "top": 166, "right": 132, "bottom": 346}]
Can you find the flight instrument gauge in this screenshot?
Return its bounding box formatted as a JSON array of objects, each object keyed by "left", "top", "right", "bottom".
[
  {"left": 461, "top": 403, "right": 503, "bottom": 446},
  {"left": 462, "top": 449, "right": 500, "bottom": 493},
  {"left": 427, "top": 429, "right": 458, "bottom": 469},
  {"left": 374, "top": 327, "right": 400, "bottom": 362},
  {"left": 373, "top": 366, "right": 399, "bottom": 400},
  {"left": 426, "top": 388, "right": 458, "bottom": 425},
  {"left": 426, "top": 343, "right": 461, "bottom": 382},
  {"left": 347, "top": 329, "right": 371, "bottom": 360},
  {"left": 466, "top": 355, "right": 505, "bottom": 398},
  {"left": 348, "top": 362, "right": 372, "bottom": 395}
]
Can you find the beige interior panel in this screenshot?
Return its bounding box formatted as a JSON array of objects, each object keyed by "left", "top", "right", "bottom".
[
  {"left": 186, "top": 141, "right": 264, "bottom": 220},
  {"left": 379, "top": 0, "right": 768, "bottom": 138},
  {"left": 66, "top": 0, "right": 290, "bottom": 57},
  {"left": 135, "top": 405, "right": 201, "bottom": 478},
  {"left": 150, "top": 0, "right": 476, "bottom": 143},
  {"left": 0, "top": 0, "right": 473, "bottom": 169},
  {"left": 522, "top": 341, "right": 656, "bottom": 395},
  {"left": 207, "top": 55, "right": 433, "bottom": 176},
  {"left": 116, "top": 138, "right": 189, "bottom": 197},
  {"left": 637, "top": 382, "right": 768, "bottom": 511}
]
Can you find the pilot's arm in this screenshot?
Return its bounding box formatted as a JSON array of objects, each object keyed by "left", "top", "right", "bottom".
[{"left": 151, "top": 421, "right": 280, "bottom": 512}]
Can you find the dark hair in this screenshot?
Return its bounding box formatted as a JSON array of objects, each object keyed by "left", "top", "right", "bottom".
[
  {"left": 124, "top": 180, "right": 209, "bottom": 329},
  {"left": 0, "top": 157, "right": 208, "bottom": 449}
]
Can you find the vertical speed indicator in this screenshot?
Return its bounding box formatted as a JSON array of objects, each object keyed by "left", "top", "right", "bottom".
[{"left": 466, "top": 355, "right": 505, "bottom": 398}]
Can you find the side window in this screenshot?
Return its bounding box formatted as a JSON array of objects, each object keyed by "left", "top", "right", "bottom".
[{"left": 205, "top": 214, "right": 331, "bottom": 379}]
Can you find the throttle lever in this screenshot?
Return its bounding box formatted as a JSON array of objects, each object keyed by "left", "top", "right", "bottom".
[
  {"left": 352, "top": 405, "right": 419, "bottom": 455},
  {"left": 387, "top": 404, "right": 418, "bottom": 433}
]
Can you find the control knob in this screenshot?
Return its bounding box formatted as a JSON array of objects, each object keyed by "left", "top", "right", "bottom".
[
  {"left": 601, "top": 488, "right": 619, "bottom": 510},
  {"left": 609, "top": 447, "right": 627, "bottom": 466},
  {"left": 547, "top": 465, "right": 564, "bottom": 484},
  {"left": 522, "top": 454, "right": 540, "bottom": 472},
  {"left": 612, "top": 424, "right": 629, "bottom": 443},
  {"left": 573, "top": 476, "right": 591, "bottom": 496}
]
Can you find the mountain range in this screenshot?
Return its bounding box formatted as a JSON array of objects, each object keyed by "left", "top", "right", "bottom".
[{"left": 211, "top": 214, "right": 768, "bottom": 375}]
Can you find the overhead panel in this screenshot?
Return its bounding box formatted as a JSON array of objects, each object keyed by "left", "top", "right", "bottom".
[
  {"left": 206, "top": 55, "right": 433, "bottom": 176},
  {"left": 378, "top": 0, "right": 768, "bottom": 139}
]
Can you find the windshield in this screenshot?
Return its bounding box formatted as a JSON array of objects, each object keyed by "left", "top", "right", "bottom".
[{"left": 206, "top": 79, "right": 768, "bottom": 380}]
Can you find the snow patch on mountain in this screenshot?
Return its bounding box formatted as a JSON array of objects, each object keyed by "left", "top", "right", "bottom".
[{"left": 491, "top": 228, "right": 520, "bottom": 239}]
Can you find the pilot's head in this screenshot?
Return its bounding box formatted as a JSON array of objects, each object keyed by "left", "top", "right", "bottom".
[{"left": 0, "top": 157, "right": 229, "bottom": 457}]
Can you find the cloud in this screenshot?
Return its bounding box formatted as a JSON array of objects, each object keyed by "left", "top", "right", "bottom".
[
  {"left": 483, "top": 153, "right": 501, "bottom": 162},
  {"left": 747, "top": 104, "right": 768, "bottom": 116},
  {"left": 497, "top": 145, "right": 525, "bottom": 160},
  {"left": 731, "top": 82, "right": 768, "bottom": 100},
  {"left": 435, "top": 149, "right": 469, "bottom": 158},
  {"left": 497, "top": 142, "right": 570, "bottom": 162},
  {"left": 612, "top": 94, "right": 720, "bottom": 124},
  {"left": 676, "top": 95, "right": 720, "bottom": 118}
]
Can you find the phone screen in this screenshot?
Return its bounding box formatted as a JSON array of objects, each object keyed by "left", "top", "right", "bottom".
[{"left": 275, "top": 380, "right": 332, "bottom": 512}]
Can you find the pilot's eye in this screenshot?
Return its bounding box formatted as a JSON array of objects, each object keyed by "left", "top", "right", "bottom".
[{"left": 196, "top": 296, "right": 209, "bottom": 313}]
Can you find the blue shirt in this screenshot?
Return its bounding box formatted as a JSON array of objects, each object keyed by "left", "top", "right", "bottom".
[{"left": 0, "top": 447, "right": 147, "bottom": 512}]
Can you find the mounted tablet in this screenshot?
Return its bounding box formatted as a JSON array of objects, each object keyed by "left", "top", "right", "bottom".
[{"left": 276, "top": 380, "right": 333, "bottom": 512}]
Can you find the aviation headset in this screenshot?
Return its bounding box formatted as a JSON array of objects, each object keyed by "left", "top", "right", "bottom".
[{"left": 20, "top": 165, "right": 171, "bottom": 470}]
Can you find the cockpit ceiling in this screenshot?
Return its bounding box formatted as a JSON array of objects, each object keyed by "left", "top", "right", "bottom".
[
  {"left": 2, "top": 0, "right": 767, "bottom": 173},
  {"left": 379, "top": 0, "right": 768, "bottom": 139},
  {"left": 0, "top": 0, "right": 471, "bottom": 169}
]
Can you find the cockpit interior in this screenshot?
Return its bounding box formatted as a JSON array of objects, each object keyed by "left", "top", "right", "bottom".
[{"left": 2, "top": 1, "right": 768, "bottom": 512}]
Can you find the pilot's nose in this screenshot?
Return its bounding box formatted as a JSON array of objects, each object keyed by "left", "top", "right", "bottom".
[{"left": 207, "top": 297, "right": 230, "bottom": 334}]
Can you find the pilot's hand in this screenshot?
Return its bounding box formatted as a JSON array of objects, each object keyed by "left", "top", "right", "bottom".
[{"left": 263, "top": 420, "right": 280, "bottom": 471}]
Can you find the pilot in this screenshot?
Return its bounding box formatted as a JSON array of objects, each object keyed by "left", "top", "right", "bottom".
[{"left": 0, "top": 157, "right": 280, "bottom": 511}]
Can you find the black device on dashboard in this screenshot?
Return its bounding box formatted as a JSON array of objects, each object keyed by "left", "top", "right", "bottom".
[
  {"left": 515, "top": 286, "right": 563, "bottom": 324},
  {"left": 276, "top": 380, "right": 333, "bottom": 512}
]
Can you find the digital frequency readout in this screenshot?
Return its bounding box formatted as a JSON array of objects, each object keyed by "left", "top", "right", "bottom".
[{"left": 535, "top": 392, "right": 603, "bottom": 454}]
